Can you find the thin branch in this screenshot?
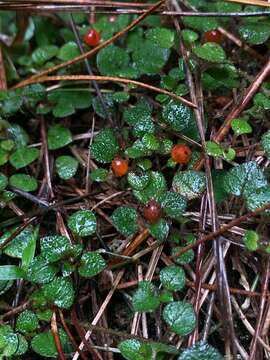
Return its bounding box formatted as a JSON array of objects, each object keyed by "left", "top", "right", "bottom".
[
  {"left": 170, "top": 201, "right": 270, "bottom": 260},
  {"left": 13, "top": 75, "right": 196, "bottom": 108},
  {"left": 51, "top": 312, "right": 66, "bottom": 360}
]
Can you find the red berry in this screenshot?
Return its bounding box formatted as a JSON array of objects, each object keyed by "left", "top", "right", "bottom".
[
  {"left": 112, "top": 157, "right": 128, "bottom": 177},
  {"left": 84, "top": 28, "right": 100, "bottom": 47},
  {"left": 171, "top": 144, "right": 192, "bottom": 165},
  {"left": 143, "top": 200, "right": 162, "bottom": 223},
  {"left": 203, "top": 30, "right": 223, "bottom": 44}
]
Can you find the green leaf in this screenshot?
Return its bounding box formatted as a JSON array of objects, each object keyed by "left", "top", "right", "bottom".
[
  {"left": 163, "top": 301, "right": 196, "bottom": 336},
  {"left": 68, "top": 210, "right": 97, "bottom": 237},
  {"left": 206, "top": 141, "right": 224, "bottom": 157},
  {"left": 32, "top": 45, "right": 58, "bottom": 65},
  {"left": 31, "top": 329, "right": 69, "bottom": 358},
  {"left": 48, "top": 124, "right": 72, "bottom": 150},
  {"left": 112, "top": 91, "right": 130, "bottom": 103},
  {"left": 212, "top": 170, "right": 228, "bottom": 204},
  {"left": 119, "top": 339, "right": 178, "bottom": 360},
  {"left": 90, "top": 128, "right": 119, "bottom": 163},
  {"left": 9, "top": 146, "right": 39, "bottom": 169},
  {"left": 132, "top": 281, "right": 160, "bottom": 312},
  {"left": 14, "top": 334, "right": 28, "bottom": 355},
  {"left": 16, "top": 310, "right": 39, "bottom": 334},
  {"left": 261, "top": 130, "right": 270, "bottom": 159},
  {"left": 148, "top": 218, "right": 170, "bottom": 241},
  {"left": 0, "top": 149, "right": 8, "bottom": 166},
  {"left": 239, "top": 23, "right": 270, "bottom": 45},
  {"left": 41, "top": 235, "right": 81, "bottom": 262},
  {"left": 182, "top": 29, "right": 199, "bottom": 43},
  {"left": 7, "top": 124, "right": 29, "bottom": 148},
  {"left": 123, "top": 99, "right": 152, "bottom": 126},
  {"left": 254, "top": 93, "right": 270, "bottom": 110},
  {"left": 183, "top": 16, "right": 219, "bottom": 32},
  {"left": 231, "top": 118, "right": 252, "bottom": 136},
  {"left": 141, "top": 133, "right": 159, "bottom": 151},
  {"left": 245, "top": 186, "right": 270, "bottom": 211},
  {"left": 160, "top": 191, "right": 187, "bottom": 219},
  {"left": 172, "top": 246, "right": 194, "bottom": 265},
  {"left": 22, "top": 228, "right": 37, "bottom": 270},
  {"left": 158, "top": 139, "right": 173, "bottom": 155},
  {"left": 132, "top": 40, "right": 170, "bottom": 75},
  {"left": 160, "top": 265, "right": 185, "bottom": 291},
  {"left": 52, "top": 101, "right": 75, "bottom": 118},
  {"left": 111, "top": 206, "right": 138, "bottom": 237},
  {"left": 0, "top": 280, "right": 13, "bottom": 295},
  {"left": 27, "top": 255, "right": 58, "bottom": 284},
  {"left": 133, "top": 171, "right": 167, "bottom": 204},
  {"left": 0, "top": 265, "right": 24, "bottom": 280},
  {"left": 145, "top": 27, "right": 175, "bottom": 48},
  {"left": 193, "top": 43, "right": 226, "bottom": 63},
  {"left": 224, "top": 161, "right": 267, "bottom": 197},
  {"left": 1, "top": 226, "right": 36, "bottom": 259},
  {"left": 127, "top": 171, "right": 150, "bottom": 190},
  {"left": 9, "top": 173, "right": 38, "bottom": 192},
  {"left": 0, "top": 326, "right": 19, "bottom": 357},
  {"left": 0, "top": 173, "right": 8, "bottom": 192},
  {"left": 243, "top": 230, "right": 259, "bottom": 252},
  {"left": 57, "top": 41, "right": 80, "bottom": 61},
  {"left": 97, "top": 45, "right": 137, "bottom": 78},
  {"left": 90, "top": 168, "right": 108, "bottom": 182},
  {"left": 78, "top": 251, "right": 106, "bottom": 277},
  {"left": 178, "top": 341, "right": 223, "bottom": 360},
  {"left": 55, "top": 155, "right": 79, "bottom": 180},
  {"left": 42, "top": 277, "right": 74, "bottom": 309},
  {"left": 173, "top": 171, "right": 206, "bottom": 200},
  {"left": 119, "top": 339, "right": 152, "bottom": 360},
  {"left": 162, "top": 100, "right": 197, "bottom": 134},
  {"left": 92, "top": 94, "right": 115, "bottom": 119}
]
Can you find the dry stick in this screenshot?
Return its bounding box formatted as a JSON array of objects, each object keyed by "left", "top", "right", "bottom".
[
  {"left": 227, "top": 0, "right": 270, "bottom": 7},
  {"left": 14, "top": 75, "right": 196, "bottom": 108},
  {"left": 190, "top": 194, "right": 208, "bottom": 345},
  {"left": 231, "top": 296, "right": 270, "bottom": 354},
  {"left": 195, "top": 56, "right": 270, "bottom": 170},
  {"left": 171, "top": 2, "right": 236, "bottom": 354},
  {"left": 51, "top": 312, "right": 66, "bottom": 360},
  {"left": 58, "top": 310, "right": 89, "bottom": 360},
  {"left": 170, "top": 201, "right": 270, "bottom": 260},
  {"left": 250, "top": 257, "right": 270, "bottom": 359},
  {"left": 0, "top": 47, "right": 7, "bottom": 90},
  {"left": 12, "top": 0, "right": 166, "bottom": 90},
  {"left": 72, "top": 269, "right": 125, "bottom": 360}
]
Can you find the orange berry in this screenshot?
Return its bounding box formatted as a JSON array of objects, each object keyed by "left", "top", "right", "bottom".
[
  {"left": 203, "top": 30, "right": 223, "bottom": 44},
  {"left": 171, "top": 144, "right": 192, "bottom": 165},
  {"left": 143, "top": 200, "right": 162, "bottom": 223},
  {"left": 111, "top": 157, "right": 128, "bottom": 177}
]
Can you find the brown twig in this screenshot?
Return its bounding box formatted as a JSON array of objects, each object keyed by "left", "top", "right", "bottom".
[
  {"left": 170, "top": 201, "right": 270, "bottom": 260},
  {"left": 249, "top": 257, "right": 270, "bottom": 359},
  {"left": 0, "top": 47, "right": 7, "bottom": 90},
  {"left": 13, "top": 75, "right": 196, "bottom": 108},
  {"left": 51, "top": 312, "right": 66, "bottom": 360}
]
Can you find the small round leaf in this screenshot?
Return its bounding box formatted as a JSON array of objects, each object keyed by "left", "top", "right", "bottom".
[
  {"left": 78, "top": 251, "right": 106, "bottom": 278},
  {"left": 68, "top": 210, "right": 97, "bottom": 237},
  {"left": 163, "top": 301, "right": 196, "bottom": 336},
  {"left": 160, "top": 265, "right": 185, "bottom": 291}
]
